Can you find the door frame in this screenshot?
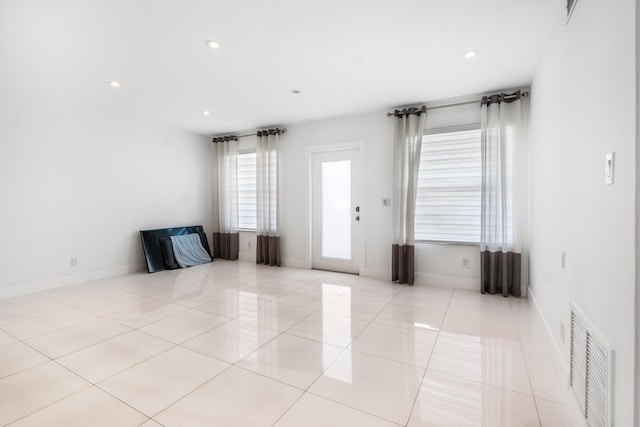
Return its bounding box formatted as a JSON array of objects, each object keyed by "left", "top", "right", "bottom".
[{"left": 305, "top": 140, "right": 366, "bottom": 273}]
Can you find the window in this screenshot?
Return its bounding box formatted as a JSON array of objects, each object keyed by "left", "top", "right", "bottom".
[
  {"left": 237, "top": 151, "right": 257, "bottom": 230},
  {"left": 415, "top": 128, "right": 481, "bottom": 244}
]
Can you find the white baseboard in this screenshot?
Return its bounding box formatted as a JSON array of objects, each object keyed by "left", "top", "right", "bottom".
[
  {"left": 238, "top": 252, "right": 255, "bottom": 263},
  {"left": 527, "top": 286, "right": 587, "bottom": 427},
  {"left": 0, "top": 264, "right": 140, "bottom": 299},
  {"left": 277, "top": 259, "right": 477, "bottom": 291},
  {"left": 527, "top": 286, "right": 568, "bottom": 377},
  {"left": 281, "top": 257, "right": 307, "bottom": 269},
  {"left": 360, "top": 267, "right": 388, "bottom": 281},
  {"left": 414, "top": 271, "right": 479, "bottom": 290}
]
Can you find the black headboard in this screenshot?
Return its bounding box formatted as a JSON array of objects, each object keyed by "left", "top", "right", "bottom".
[{"left": 140, "top": 225, "right": 211, "bottom": 273}]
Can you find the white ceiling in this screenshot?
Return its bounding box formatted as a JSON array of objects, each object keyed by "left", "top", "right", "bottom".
[{"left": 0, "top": 0, "right": 563, "bottom": 136}]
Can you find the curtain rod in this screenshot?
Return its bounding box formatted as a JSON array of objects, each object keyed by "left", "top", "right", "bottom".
[
  {"left": 236, "top": 128, "right": 287, "bottom": 138},
  {"left": 211, "top": 128, "right": 287, "bottom": 143},
  {"left": 386, "top": 92, "right": 529, "bottom": 117}
]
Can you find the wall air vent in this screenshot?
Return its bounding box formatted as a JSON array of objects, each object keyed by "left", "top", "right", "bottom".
[{"left": 569, "top": 303, "right": 614, "bottom": 427}]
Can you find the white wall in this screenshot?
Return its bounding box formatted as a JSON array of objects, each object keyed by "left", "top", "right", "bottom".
[
  {"left": 529, "top": 0, "right": 636, "bottom": 425},
  {"left": 277, "top": 103, "right": 484, "bottom": 288},
  {"left": 0, "top": 97, "right": 213, "bottom": 297}
]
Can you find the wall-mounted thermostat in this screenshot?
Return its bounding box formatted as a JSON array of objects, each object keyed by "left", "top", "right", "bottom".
[{"left": 605, "top": 152, "right": 614, "bottom": 185}]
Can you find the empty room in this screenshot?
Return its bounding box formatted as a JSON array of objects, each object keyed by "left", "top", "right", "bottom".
[{"left": 0, "top": 0, "right": 638, "bottom": 426}]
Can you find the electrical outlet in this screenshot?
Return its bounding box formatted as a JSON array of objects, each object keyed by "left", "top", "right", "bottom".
[
  {"left": 561, "top": 251, "right": 566, "bottom": 269},
  {"left": 70, "top": 257, "right": 78, "bottom": 267},
  {"left": 382, "top": 198, "right": 391, "bottom": 207},
  {"left": 248, "top": 241, "right": 252, "bottom": 249},
  {"left": 560, "top": 321, "right": 565, "bottom": 342},
  {"left": 462, "top": 258, "right": 470, "bottom": 269}
]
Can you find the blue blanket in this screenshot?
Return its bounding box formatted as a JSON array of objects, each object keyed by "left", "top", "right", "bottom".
[{"left": 170, "top": 233, "right": 212, "bottom": 268}]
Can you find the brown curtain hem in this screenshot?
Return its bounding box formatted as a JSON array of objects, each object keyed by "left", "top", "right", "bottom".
[
  {"left": 392, "top": 244, "right": 414, "bottom": 285},
  {"left": 480, "top": 250, "right": 521, "bottom": 297},
  {"left": 256, "top": 235, "right": 280, "bottom": 267},
  {"left": 212, "top": 232, "right": 239, "bottom": 261}
]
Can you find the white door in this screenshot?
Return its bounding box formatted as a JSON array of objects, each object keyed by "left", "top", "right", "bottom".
[{"left": 311, "top": 148, "right": 361, "bottom": 274}]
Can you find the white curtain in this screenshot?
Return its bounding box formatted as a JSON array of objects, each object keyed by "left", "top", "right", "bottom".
[
  {"left": 392, "top": 106, "right": 427, "bottom": 285},
  {"left": 256, "top": 129, "right": 281, "bottom": 266},
  {"left": 213, "top": 137, "right": 239, "bottom": 260},
  {"left": 480, "top": 91, "right": 527, "bottom": 296}
]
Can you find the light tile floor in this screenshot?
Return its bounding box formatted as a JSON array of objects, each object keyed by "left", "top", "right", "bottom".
[{"left": 0, "top": 261, "right": 578, "bottom": 426}]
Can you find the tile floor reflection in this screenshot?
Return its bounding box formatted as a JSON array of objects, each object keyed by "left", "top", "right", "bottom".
[{"left": 0, "top": 261, "right": 577, "bottom": 426}]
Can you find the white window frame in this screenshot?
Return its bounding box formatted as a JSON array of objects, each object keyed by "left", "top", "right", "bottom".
[{"left": 415, "top": 124, "right": 482, "bottom": 246}]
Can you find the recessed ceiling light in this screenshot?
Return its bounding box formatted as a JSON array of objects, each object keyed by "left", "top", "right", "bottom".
[
  {"left": 202, "top": 110, "right": 210, "bottom": 116},
  {"left": 205, "top": 40, "right": 220, "bottom": 49},
  {"left": 291, "top": 89, "right": 301, "bottom": 94},
  {"left": 108, "top": 80, "right": 121, "bottom": 87},
  {"left": 463, "top": 50, "right": 478, "bottom": 59}
]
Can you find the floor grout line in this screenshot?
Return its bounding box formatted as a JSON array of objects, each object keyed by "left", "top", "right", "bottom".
[{"left": 0, "top": 262, "right": 569, "bottom": 426}]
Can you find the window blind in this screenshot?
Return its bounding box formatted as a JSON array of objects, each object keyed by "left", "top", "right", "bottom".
[
  {"left": 415, "top": 129, "right": 481, "bottom": 243},
  {"left": 237, "top": 151, "right": 257, "bottom": 230}
]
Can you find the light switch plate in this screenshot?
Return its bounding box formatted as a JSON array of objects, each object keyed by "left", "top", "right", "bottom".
[{"left": 605, "top": 152, "right": 614, "bottom": 184}]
